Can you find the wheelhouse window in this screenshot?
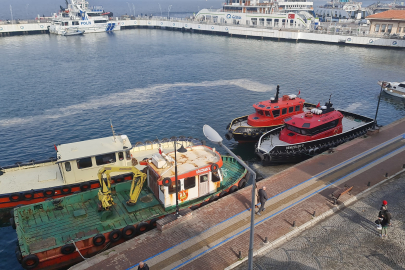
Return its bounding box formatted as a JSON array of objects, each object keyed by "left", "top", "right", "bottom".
[
  {"left": 265, "top": 111, "right": 271, "bottom": 117},
  {"left": 295, "top": 105, "right": 300, "bottom": 111},
  {"left": 212, "top": 172, "right": 221, "bottom": 182},
  {"left": 168, "top": 180, "right": 181, "bottom": 194},
  {"left": 256, "top": 109, "right": 264, "bottom": 115},
  {"left": 272, "top": 109, "right": 280, "bottom": 118},
  {"left": 286, "top": 124, "right": 301, "bottom": 134},
  {"left": 118, "top": 152, "right": 124, "bottom": 161},
  {"left": 282, "top": 108, "right": 287, "bottom": 115},
  {"left": 65, "top": 162, "right": 71, "bottom": 172},
  {"left": 72, "top": 21, "right": 79, "bottom": 25},
  {"left": 289, "top": 107, "right": 294, "bottom": 113},
  {"left": 126, "top": 150, "right": 131, "bottom": 160},
  {"left": 184, "top": 177, "right": 196, "bottom": 189},
  {"left": 94, "top": 20, "right": 108, "bottom": 23},
  {"left": 95, "top": 153, "right": 116, "bottom": 166},
  {"left": 398, "top": 84, "right": 405, "bottom": 88},
  {"left": 200, "top": 174, "right": 209, "bottom": 183},
  {"left": 77, "top": 157, "right": 92, "bottom": 169}
]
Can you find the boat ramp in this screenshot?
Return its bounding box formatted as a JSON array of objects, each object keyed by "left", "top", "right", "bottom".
[{"left": 1, "top": 17, "right": 405, "bottom": 48}]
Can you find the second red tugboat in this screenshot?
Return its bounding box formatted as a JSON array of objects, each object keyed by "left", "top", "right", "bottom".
[{"left": 225, "top": 85, "right": 312, "bottom": 143}]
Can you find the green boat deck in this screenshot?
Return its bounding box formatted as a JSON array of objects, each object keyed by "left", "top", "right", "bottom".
[{"left": 15, "top": 156, "right": 247, "bottom": 256}]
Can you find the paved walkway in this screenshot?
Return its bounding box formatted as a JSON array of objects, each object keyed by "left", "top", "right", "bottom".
[
  {"left": 235, "top": 172, "right": 405, "bottom": 270},
  {"left": 70, "top": 118, "right": 405, "bottom": 270}
]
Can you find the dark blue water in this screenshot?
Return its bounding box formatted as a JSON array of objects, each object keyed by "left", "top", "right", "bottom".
[{"left": 1, "top": 28, "right": 405, "bottom": 269}]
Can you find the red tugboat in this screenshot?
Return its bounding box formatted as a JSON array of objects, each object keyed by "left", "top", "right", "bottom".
[
  {"left": 255, "top": 99, "right": 374, "bottom": 164},
  {"left": 225, "top": 85, "right": 312, "bottom": 142}
]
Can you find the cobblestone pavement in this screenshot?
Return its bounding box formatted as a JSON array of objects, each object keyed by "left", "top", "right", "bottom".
[{"left": 235, "top": 173, "right": 405, "bottom": 270}]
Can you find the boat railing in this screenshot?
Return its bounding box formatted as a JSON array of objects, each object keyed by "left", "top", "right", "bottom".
[{"left": 257, "top": 127, "right": 282, "bottom": 150}]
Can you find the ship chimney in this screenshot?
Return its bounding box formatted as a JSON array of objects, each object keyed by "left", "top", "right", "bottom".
[{"left": 271, "top": 85, "right": 280, "bottom": 103}]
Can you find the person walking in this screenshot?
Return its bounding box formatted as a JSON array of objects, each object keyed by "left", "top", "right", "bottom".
[
  {"left": 138, "top": 261, "right": 149, "bottom": 270},
  {"left": 256, "top": 186, "right": 268, "bottom": 216},
  {"left": 380, "top": 208, "right": 391, "bottom": 238}
]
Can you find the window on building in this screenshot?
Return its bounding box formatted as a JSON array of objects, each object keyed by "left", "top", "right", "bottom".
[
  {"left": 118, "top": 152, "right": 124, "bottom": 161},
  {"left": 282, "top": 108, "right": 287, "bottom": 115},
  {"left": 387, "top": 24, "right": 393, "bottom": 34},
  {"left": 168, "top": 180, "right": 181, "bottom": 194},
  {"left": 272, "top": 109, "right": 280, "bottom": 117},
  {"left": 398, "top": 27, "right": 402, "bottom": 33},
  {"left": 289, "top": 107, "right": 294, "bottom": 113},
  {"left": 95, "top": 153, "right": 116, "bottom": 166},
  {"left": 65, "top": 162, "right": 71, "bottom": 172},
  {"left": 295, "top": 105, "right": 300, "bottom": 111},
  {"left": 184, "top": 177, "right": 196, "bottom": 189},
  {"left": 77, "top": 157, "right": 92, "bottom": 169},
  {"left": 381, "top": 24, "right": 387, "bottom": 33},
  {"left": 375, "top": 24, "right": 380, "bottom": 32}
]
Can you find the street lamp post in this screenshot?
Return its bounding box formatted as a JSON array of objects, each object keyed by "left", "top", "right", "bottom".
[
  {"left": 203, "top": 125, "right": 256, "bottom": 270},
  {"left": 173, "top": 141, "right": 187, "bottom": 217},
  {"left": 168, "top": 5, "right": 172, "bottom": 19},
  {"left": 374, "top": 83, "right": 384, "bottom": 129}
]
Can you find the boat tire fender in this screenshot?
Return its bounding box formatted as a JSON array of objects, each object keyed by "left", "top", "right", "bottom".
[
  {"left": 61, "top": 187, "right": 71, "bottom": 195},
  {"left": 238, "top": 178, "right": 247, "bottom": 189},
  {"left": 122, "top": 225, "right": 136, "bottom": 240},
  {"left": 10, "top": 217, "right": 16, "bottom": 230},
  {"left": 225, "top": 132, "right": 233, "bottom": 140},
  {"left": 80, "top": 182, "right": 91, "bottom": 192},
  {"left": 149, "top": 218, "right": 159, "bottom": 229},
  {"left": 219, "top": 190, "right": 227, "bottom": 198},
  {"left": 136, "top": 222, "right": 149, "bottom": 235},
  {"left": 93, "top": 234, "right": 106, "bottom": 246},
  {"left": 229, "top": 185, "right": 238, "bottom": 194},
  {"left": 21, "top": 254, "right": 39, "bottom": 269},
  {"left": 15, "top": 245, "right": 22, "bottom": 263},
  {"left": 9, "top": 193, "right": 22, "bottom": 202},
  {"left": 162, "top": 177, "right": 172, "bottom": 187},
  {"left": 43, "top": 188, "right": 55, "bottom": 197},
  {"left": 23, "top": 191, "right": 34, "bottom": 201},
  {"left": 208, "top": 195, "right": 216, "bottom": 202},
  {"left": 211, "top": 163, "right": 219, "bottom": 173},
  {"left": 108, "top": 229, "right": 122, "bottom": 243},
  {"left": 61, "top": 243, "right": 76, "bottom": 255}
]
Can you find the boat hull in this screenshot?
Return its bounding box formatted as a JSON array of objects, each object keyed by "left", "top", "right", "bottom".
[{"left": 256, "top": 111, "right": 375, "bottom": 165}]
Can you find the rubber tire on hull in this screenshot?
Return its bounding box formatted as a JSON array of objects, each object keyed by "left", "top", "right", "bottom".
[
  {"left": 218, "top": 190, "right": 227, "bottom": 198},
  {"left": 136, "top": 222, "right": 149, "bottom": 235},
  {"left": 238, "top": 179, "right": 247, "bottom": 189},
  {"left": 109, "top": 229, "right": 122, "bottom": 243},
  {"left": 61, "top": 187, "right": 71, "bottom": 195},
  {"left": 122, "top": 225, "right": 136, "bottom": 240},
  {"left": 229, "top": 186, "right": 238, "bottom": 194},
  {"left": 22, "top": 191, "right": 34, "bottom": 201},
  {"left": 93, "top": 234, "right": 106, "bottom": 246},
  {"left": 61, "top": 243, "right": 76, "bottom": 255},
  {"left": 43, "top": 188, "right": 55, "bottom": 197},
  {"left": 80, "top": 182, "right": 91, "bottom": 192},
  {"left": 21, "top": 254, "right": 39, "bottom": 270},
  {"left": 149, "top": 218, "right": 159, "bottom": 229},
  {"left": 9, "top": 193, "right": 21, "bottom": 202},
  {"left": 225, "top": 132, "right": 233, "bottom": 140},
  {"left": 15, "top": 245, "right": 22, "bottom": 263}
]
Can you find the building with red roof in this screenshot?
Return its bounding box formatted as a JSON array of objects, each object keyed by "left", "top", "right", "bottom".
[{"left": 366, "top": 10, "right": 405, "bottom": 36}]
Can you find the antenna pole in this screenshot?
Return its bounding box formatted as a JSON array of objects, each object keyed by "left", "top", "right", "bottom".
[{"left": 110, "top": 119, "right": 117, "bottom": 142}]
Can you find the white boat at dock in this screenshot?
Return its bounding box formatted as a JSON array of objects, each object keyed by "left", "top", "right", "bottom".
[
  {"left": 196, "top": 0, "right": 314, "bottom": 29},
  {"left": 378, "top": 81, "right": 405, "bottom": 98},
  {"left": 49, "top": 0, "right": 121, "bottom": 35}
]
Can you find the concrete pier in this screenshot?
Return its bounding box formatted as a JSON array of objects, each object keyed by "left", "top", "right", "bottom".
[
  {"left": 1, "top": 18, "right": 404, "bottom": 48},
  {"left": 69, "top": 117, "right": 405, "bottom": 270}
]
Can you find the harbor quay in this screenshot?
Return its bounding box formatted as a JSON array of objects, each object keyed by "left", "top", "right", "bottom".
[
  {"left": 1, "top": 17, "right": 405, "bottom": 48},
  {"left": 69, "top": 116, "right": 405, "bottom": 270}
]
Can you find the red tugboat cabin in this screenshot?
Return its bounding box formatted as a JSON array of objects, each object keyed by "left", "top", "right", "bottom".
[
  {"left": 248, "top": 94, "right": 306, "bottom": 127},
  {"left": 279, "top": 103, "right": 344, "bottom": 144}
]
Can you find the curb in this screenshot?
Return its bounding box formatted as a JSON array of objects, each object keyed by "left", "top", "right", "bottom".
[{"left": 224, "top": 168, "right": 405, "bottom": 270}]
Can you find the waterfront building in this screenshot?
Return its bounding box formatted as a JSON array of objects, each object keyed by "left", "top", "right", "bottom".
[{"left": 366, "top": 10, "right": 405, "bottom": 37}]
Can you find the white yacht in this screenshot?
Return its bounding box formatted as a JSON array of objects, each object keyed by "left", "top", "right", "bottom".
[
  {"left": 49, "top": 0, "right": 120, "bottom": 35},
  {"left": 378, "top": 81, "right": 405, "bottom": 98},
  {"left": 196, "top": 0, "right": 314, "bottom": 29}
]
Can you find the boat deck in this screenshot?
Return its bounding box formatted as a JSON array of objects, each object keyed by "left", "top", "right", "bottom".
[
  {"left": 16, "top": 156, "right": 246, "bottom": 256},
  {"left": 258, "top": 112, "right": 369, "bottom": 153}
]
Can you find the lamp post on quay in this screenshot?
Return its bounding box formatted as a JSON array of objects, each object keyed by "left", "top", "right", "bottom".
[
  {"left": 203, "top": 125, "right": 256, "bottom": 270},
  {"left": 173, "top": 141, "right": 187, "bottom": 217}
]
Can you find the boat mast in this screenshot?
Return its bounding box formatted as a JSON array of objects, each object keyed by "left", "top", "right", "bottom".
[{"left": 110, "top": 119, "right": 117, "bottom": 142}]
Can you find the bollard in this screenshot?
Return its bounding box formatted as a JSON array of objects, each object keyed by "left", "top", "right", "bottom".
[
  {"left": 403, "top": 164, "right": 405, "bottom": 169},
  {"left": 238, "top": 251, "right": 242, "bottom": 259},
  {"left": 385, "top": 173, "right": 388, "bottom": 177},
  {"left": 313, "top": 211, "right": 316, "bottom": 217},
  {"left": 264, "top": 237, "right": 268, "bottom": 244},
  {"left": 367, "top": 181, "right": 371, "bottom": 187},
  {"left": 292, "top": 221, "right": 296, "bottom": 227}
]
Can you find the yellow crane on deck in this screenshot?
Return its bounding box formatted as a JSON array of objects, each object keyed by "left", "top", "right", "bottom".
[{"left": 97, "top": 166, "right": 147, "bottom": 211}]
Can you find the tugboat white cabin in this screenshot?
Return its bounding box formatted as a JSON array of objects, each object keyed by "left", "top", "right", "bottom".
[{"left": 144, "top": 145, "right": 224, "bottom": 208}]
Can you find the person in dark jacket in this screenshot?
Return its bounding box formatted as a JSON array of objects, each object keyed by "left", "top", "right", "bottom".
[
  {"left": 380, "top": 209, "right": 391, "bottom": 238},
  {"left": 138, "top": 261, "right": 149, "bottom": 270},
  {"left": 256, "top": 186, "right": 268, "bottom": 216}
]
